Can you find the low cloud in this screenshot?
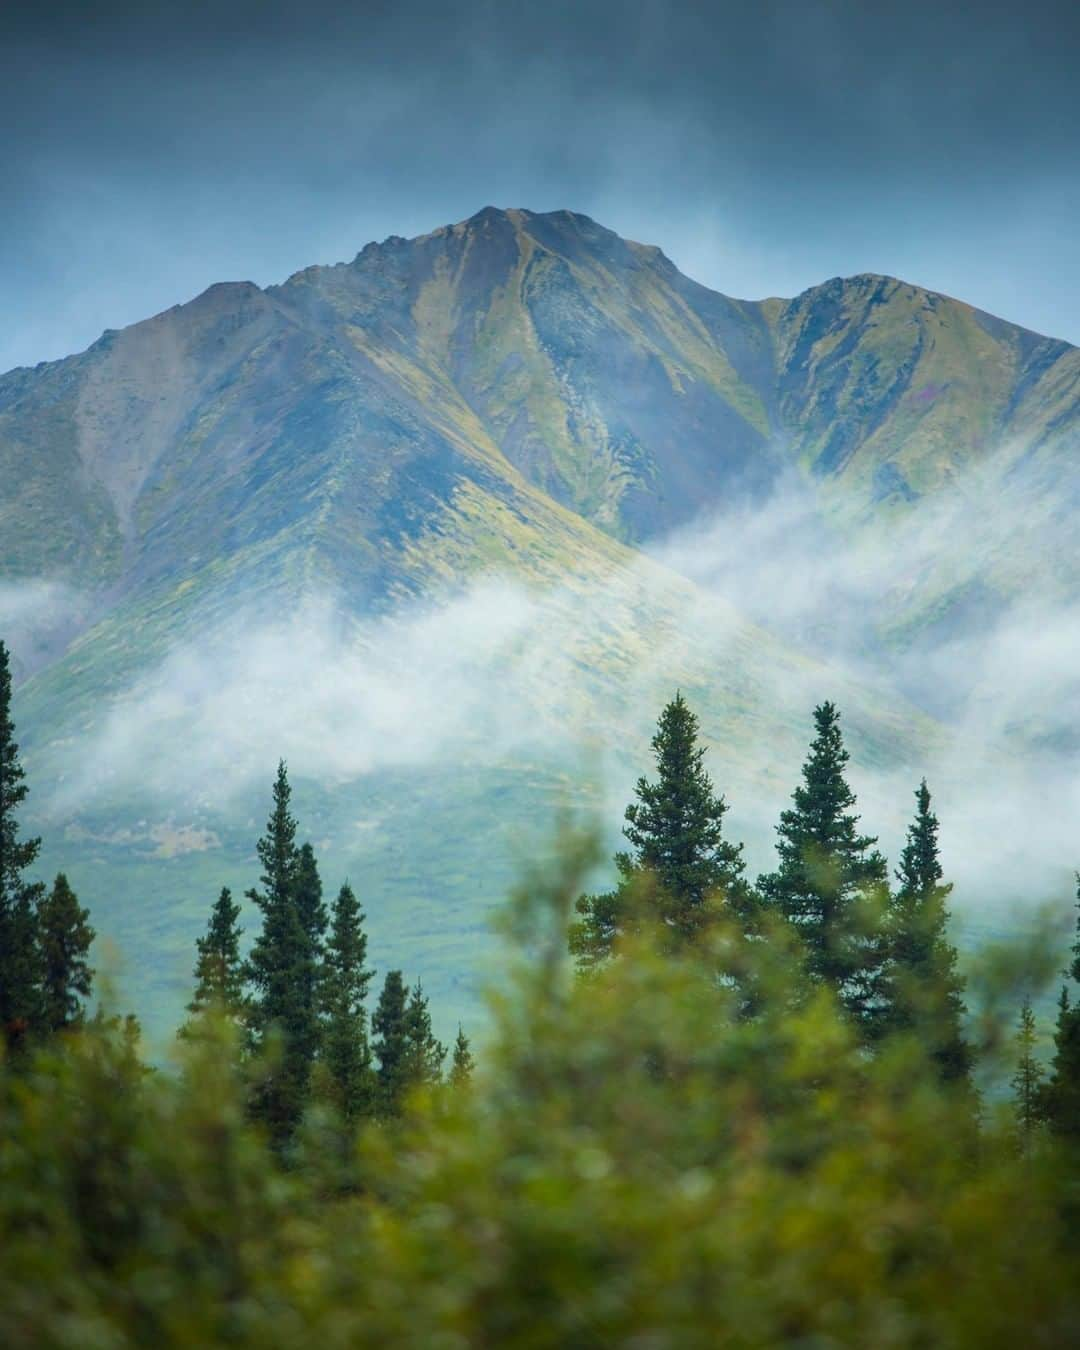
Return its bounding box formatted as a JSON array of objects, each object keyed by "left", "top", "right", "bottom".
[
  {"left": 651, "top": 458, "right": 1080, "bottom": 915},
  {"left": 50, "top": 583, "right": 544, "bottom": 806},
  {"left": 12, "top": 448, "right": 1079, "bottom": 930},
  {"left": 0, "top": 580, "right": 86, "bottom": 680}
]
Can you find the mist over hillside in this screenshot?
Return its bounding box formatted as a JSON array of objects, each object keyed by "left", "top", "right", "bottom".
[{"left": 2, "top": 206, "right": 1078, "bottom": 1044}]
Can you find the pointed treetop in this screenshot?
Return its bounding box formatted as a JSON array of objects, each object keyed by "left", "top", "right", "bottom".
[
  {"left": 323, "top": 880, "right": 375, "bottom": 1123},
  {"left": 326, "top": 881, "right": 372, "bottom": 1002},
  {"left": 757, "top": 702, "right": 888, "bottom": 1028},
  {"left": 881, "top": 779, "right": 971, "bottom": 1089},
  {"left": 571, "top": 691, "right": 751, "bottom": 963},
  {"left": 0, "top": 638, "right": 40, "bottom": 886},
  {"left": 373, "top": 969, "right": 410, "bottom": 1116},
  {"left": 1011, "top": 994, "right": 1044, "bottom": 1154},
  {"left": 249, "top": 759, "right": 299, "bottom": 913},
  {"left": 185, "top": 887, "right": 245, "bottom": 1021},
  {"left": 896, "top": 779, "right": 948, "bottom": 901},
  {"left": 450, "top": 1024, "right": 475, "bottom": 1086},
  {"left": 623, "top": 692, "right": 747, "bottom": 931},
  {"left": 764, "top": 700, "right": 884, "bottom": 890},
  {"left": 293, "top": 841, "right": 327, "bottom": 941},
  {"left": 404, "top": 980, "right": 446, "bottom": 1087},
  {"left": 37, "top": 872, "right": 95, "bottom": 1033},
  {"left": 787, "top": 701, "right": 867, "bottom": 849},
  {"left": 1069, "top": 873, "right": 1080, "bottom": 986},
  {"left": 0, "top": 638, "right": 45, "bottom": 1033}
]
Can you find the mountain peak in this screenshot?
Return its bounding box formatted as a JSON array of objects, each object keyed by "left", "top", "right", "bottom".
[
  {"left": 5, "top": 208, "right": 1077, "bottom": 579},
  {"left": 350, "top": 205, "right": 623, "bottom": 259},
  {"left": 786, "top": 271, "right": 1074, "bottom": 351},
  {"left": 463, "top": 203, "right": 515, "bottom": 225},
  {"left": 459, "top": 205, "right": 602, "bottom": 229},
  {"left": 3, "top": 202, "right": 1079, "bottom": 754}
]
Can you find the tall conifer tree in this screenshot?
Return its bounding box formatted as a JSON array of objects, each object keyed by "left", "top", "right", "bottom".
[
  {"left": 36, "top": 872, "right": 94, "bottom": 1034},
  {"left": 571, "top": 692, "right": 749, "bottom": 964},
  {"left": 372, "top": 969, "right": 409, "bottom": 1117},
  {"left": 1012, "top": 996, "right": 1044, "bottom": 1157},
  {"left": 449, "top": 1024, "right": 475, "bottom": 1086},
  {"left": 1044, "top": 876, "right": 1080, "bottom": 1142},
  {"left": 293, "top": 842, "right": 328, "bottom": 1065},
  {"left": 757, "top": 702, "right": 887, "bottom": 1026},
  {"left": 184, "top": 887, "right": 245, "bottom": 1026},
  {"left": 244, "top": 762, "right": 311, "bottom": 1139},
  {"left": 323, "top": 882, "right": 374, "bottom": 1122},
  {"left": 882, "top": 781, "right": 972, "bottom": 1085},
  {"left": 0, "top": 640, "right": 44, "bottom": 1038},
  {"left": 403, "top": 980, "right": 446, "bottom": 1088}
]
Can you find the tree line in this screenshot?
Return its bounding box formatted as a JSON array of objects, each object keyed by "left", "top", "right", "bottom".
[
  {"left": 183, "top": 759, "right": 473, "bottom": 1142},
  {"left": 0, "top": 639, "right": 472, "bottom": 1141},
  {"left": 0, "top": 642, "right": 94, "bottom": 1047},
  {"left": 6, "top": 638, "right": 1080, "bottom": 1344},
  {"left": 2, "top": 639, "right": 1078, "bottom": 1147},
  {"left": 570, "top": 691, "right": 1080, "bottom": 1141}
]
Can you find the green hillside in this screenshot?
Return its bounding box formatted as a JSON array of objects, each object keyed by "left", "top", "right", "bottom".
[{"left": 2, "top": 206, "right": 1076, "bottom": 1043}]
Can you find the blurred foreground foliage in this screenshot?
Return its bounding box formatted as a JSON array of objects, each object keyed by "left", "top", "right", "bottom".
[{"left": 2, "top": 827, "right": 1079, "bottom": 1349}]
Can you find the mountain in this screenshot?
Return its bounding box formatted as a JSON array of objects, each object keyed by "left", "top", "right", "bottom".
[
  {"left": 4, "top": 207, "right": 1077, "bottom": 646},
  {"left": 1, "top": 206, "right": 1076, "bottom": 1042}
]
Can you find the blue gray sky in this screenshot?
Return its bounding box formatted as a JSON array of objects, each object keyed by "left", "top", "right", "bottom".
[{"left": 3, "top": 0, "right": 1078, "bottom": 373}]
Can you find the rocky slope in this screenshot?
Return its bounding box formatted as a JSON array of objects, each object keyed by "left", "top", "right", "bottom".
[{"left": 4, "top": 207, "right": 1077, "bottom": 651}]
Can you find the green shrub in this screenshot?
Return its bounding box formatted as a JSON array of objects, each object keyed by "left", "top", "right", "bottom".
[{"left": 1, "top": 830, "right": 1078, "bottom": 1347}]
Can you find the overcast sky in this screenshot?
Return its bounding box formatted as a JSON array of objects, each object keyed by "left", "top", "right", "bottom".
[{"left": 3, "top": 0, "right": 1078, "bottom": 373}]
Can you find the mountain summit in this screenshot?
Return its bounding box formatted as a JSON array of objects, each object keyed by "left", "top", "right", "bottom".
[{"left": 3, "top": 206, "right": 1077, "bottom": 627}]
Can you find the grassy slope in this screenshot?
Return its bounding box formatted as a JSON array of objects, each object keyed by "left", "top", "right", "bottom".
[
  {"left": 4, "top": 208, "right": 1078, "bottom": 1043},
  {"left": 767, "top": 274, "right": 1080, "bottom": 641},
  {"left": 18, "top": 473, "right": 942, "bottom": 1047}
]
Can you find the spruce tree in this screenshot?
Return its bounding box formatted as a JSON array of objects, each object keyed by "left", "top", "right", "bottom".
[
  {"left": 1012, "top": 996, "right": 1044, "bottom": 1156},
  {"left": 403, "top": 980, "right": 446, "bottom": 1089},
  {"left": 36, "top": 872, "right": 94, "bottom": 1034},
  {"left": 184, "top": 887, "right": 245, "bottom": 1026},
  {"left": 293, "top": 842, "right": 328, "bottom": 1066},
  {"left": 323, "top": 882, "right": 375, "bottom": 1123},
  {"left": 0, "top": 640, "right": 44, "bottom": 1039},
  {"left": 372, "top": 969, "right": 409, "bottom": 1116},
  {"left": 882, "top": 781, "right": 972, "bottom": 1086},
  {"left": 757, "top": 702, "right": 887, "bottom": 1026},
  {"left": 571, "top": 692, "right": 749, "bottom": 963},
  {"left": 1044, "top": 876, "right": 1080, "bottom": 1142},
  {"left": 449, "top": 1024, "right": 475, "bottom": 1086},
  {"left": 244, "top": 762, "right": 311, "bottom": 1139}
]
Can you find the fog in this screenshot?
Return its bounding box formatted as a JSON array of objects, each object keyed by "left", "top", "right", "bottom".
[
  {"left": 0, "top": 580, "right": 86, "bottom": 682},
  {"left": 10, "top": 452, "right": 1075, "bottom": 932},
  {"left": 651, "top": 465, "right": 1080, "bottom": 913}
]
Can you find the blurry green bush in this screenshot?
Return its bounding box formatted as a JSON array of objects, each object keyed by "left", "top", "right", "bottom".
[{"left": 1, "top": 826, "right": 1078, "bottom": 1349}]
